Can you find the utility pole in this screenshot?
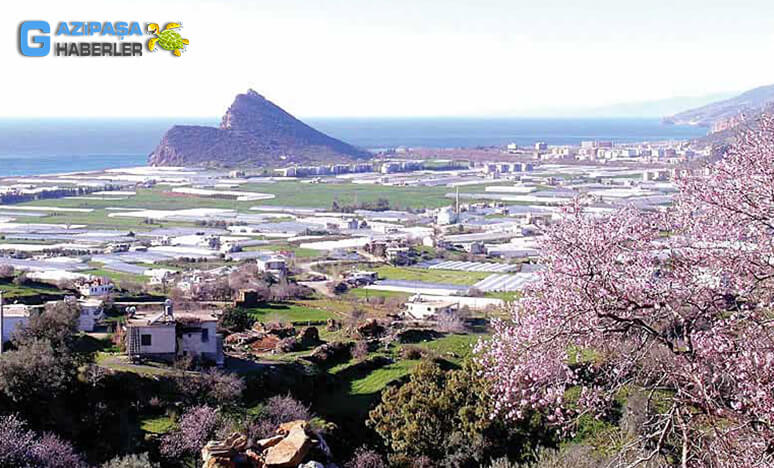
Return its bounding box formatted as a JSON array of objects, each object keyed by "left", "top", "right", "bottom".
[{"left": 0, "top": 290, "right": 4, "bottom": 355}]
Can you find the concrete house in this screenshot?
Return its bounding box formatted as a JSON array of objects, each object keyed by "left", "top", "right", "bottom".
[
  {"left": 77, "top": 278, "right": 114, "bottom": 297},
  {"left": 403, "top": 295, "right": 458, "bottom": 320},
  {"left": 256, "top": 254, "right": 287, "bottom": 275},
  {"left": 76, "top": 298, "right": 105, "bottom": 332},
  {"left": 1, "top": 304, "right": 31, "bottom": 345},
  {"left": 126, "top": 300, "right": 224, "bottom": 367}
]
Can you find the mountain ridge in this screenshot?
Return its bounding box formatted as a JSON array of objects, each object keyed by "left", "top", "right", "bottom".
[
  {"left": 149, "top": 90, "right": 370, "bottom": 167},
  {"left": 663, "top": 84, "right": 774, "bottom": 129}
]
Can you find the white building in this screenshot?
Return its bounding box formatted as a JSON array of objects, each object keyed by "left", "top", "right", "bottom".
[
  {"left": 78, "top": 278, "right": 114, "bottom": 297},
  {"left": 436, "top": 206, "right": 459, "bottom": 225},
  {"left": 404, "top": 295, "right": 458, "bottom": 319},
  {"left": 126, "top": 300, "right": 223, "bottom": 366},
  {"left": 256, "top": 255, "right": 287, "bottom": 275},
  {"left": 77, "top": 298, "right": 105, "bottom": 332},
  {"left": 1, "top": 304, "right": 31, "bottom": 345}
]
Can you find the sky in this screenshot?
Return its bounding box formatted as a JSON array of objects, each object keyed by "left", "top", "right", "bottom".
[{"left": 2, "top": 0, "right": 774, "bottom": 118}]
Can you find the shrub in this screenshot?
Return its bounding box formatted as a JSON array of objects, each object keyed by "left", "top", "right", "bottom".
[
  {"left": 352, "top": 341, "right": 369, "bottom": 361},
  {"left": 160, "top": 406, "right": 221, "bottom": 461},
  {"left": 0, "top": 414, "right": 87, "bottom": 468},
  {"left": 346, "top": 446, "right": 387, "bottom": 468},
  {"left": 175, "top": 369, "right": 245, "bottom": 406},
  {"left": 249, "top": 395, "right": 312, "bottom": 439},
  {"left": 101, "top": 453, "right": 159, "bottom": 468},
  {"left": 218, "top": 307, "right": 255, "bottom": 333}
]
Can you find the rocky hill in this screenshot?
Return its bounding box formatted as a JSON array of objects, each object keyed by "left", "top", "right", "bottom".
[
  {"left": 149, "top": 90, "right": 370, "bottom": 167},
  {"left": 663, "top": 84, "right": 774, "bottom": 129}
]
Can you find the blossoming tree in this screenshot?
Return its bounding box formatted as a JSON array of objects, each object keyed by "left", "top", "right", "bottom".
[{"left": 477, "top": 115, "right": 774, "bottom": 467}]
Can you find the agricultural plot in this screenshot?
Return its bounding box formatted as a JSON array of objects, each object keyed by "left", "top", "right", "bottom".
[
  {"left": 415, "top": 259, "right": 519, "bottom": 273},
  {"left": 473, "top": 273, "right": 536, "bottom": 292},
  {"left": 374, "top": 265, "right": 491, "bottom": 286},
  {"left": 246, "top": 302, "right": 335, "bottom": 325}
]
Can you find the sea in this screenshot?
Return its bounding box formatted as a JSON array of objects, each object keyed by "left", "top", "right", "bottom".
[{"left": 0, "top": 117, "right": 708, "bottom": 177}]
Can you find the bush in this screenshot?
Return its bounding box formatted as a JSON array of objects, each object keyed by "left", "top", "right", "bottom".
[
  {"left": 346, "top": 446, "right": 387, "bottom": 468},
  {"left": 249, "top": 395, "right": 312, "bottom": 439},
  {"left": 160, "top": 406, "right": 221, "bottom": 461},
  {"left": 0, "top": 340, "right": 79, "bottom": 405},
  {"left": 175, "top": 369, "right": 245, "bottom": 406},
  {"left": 0, "top": 414, "right": 87, "bottom": 468},
  {"left": 218, "top": 307, "right": 255, "bottom": 333},
  {"left": 368, "top": 361, "right": 555, "bottom": 464},
  {"left": 352, "top": 341, "right": 369, "bottom": 361},
  {"left": 101, "top": 452, "right": 159, "bottom": 468},
  {"left": 400, "top": 345, "right": 425, "bottom": 360},
  {"left": 13, "top": 300, "right": 81, "bottom": 352}
]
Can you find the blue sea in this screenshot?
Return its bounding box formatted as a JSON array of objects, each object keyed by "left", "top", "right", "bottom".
[{"left": 0, "top": 117, "right": 708, "bottom": 177}]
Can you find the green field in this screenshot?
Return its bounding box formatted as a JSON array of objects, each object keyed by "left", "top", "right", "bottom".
[
  {"left": 140, "top": 415, "right": 176, "bottom": 435},
  {"left": 16, "top": 182, "right": 496, "bottom": 214},
  {"left": 345, "top": 288, "right": 411, "bottom": 300},
  {"left": 241, "top": 181, "right": 495, "bottom": 210},
  {"left": 414, "top": 333, "right": 485, "bottom": 363},
  {"left": 349, "top": 360, "right": 417, "bottom": 394},
  {"left": 0, "top": 279, "right": 66, "bottom": 301},
  {"left": 374, "top": 265, "right": 490, "bottom": 286},
  {"left": 246, "top": 302, "right": 335, "bottom": 325},
  {"left": 83, "top": 268, "right": 148, "bottom": 286}
]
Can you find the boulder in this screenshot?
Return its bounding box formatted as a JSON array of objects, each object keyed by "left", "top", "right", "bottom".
[
  {"left": 255, "top": 435, "right": 284, "bottom": 450},
  {"left": 356, "top": 319, "right": 385, "bottom": 339},
  {"left": 304, "top": 341, "right": 352, "bottom": 365},
  {"left": 299, "top": 462, "right": 325, "bottom": 468},
  {"left": 264, "top": 421, "right": 312, "bottom": 467},
  {"left": 325, "top": 319, "right": 340, "bottom": 332},
  {"left": 275, "top": 337, "right": 300, "bottom": 353},
  {"left": 297, "top": 326, "right": 320, "bottom": 347}
]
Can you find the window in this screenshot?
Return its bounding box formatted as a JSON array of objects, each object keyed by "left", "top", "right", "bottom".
[
  {"left": 201, "top": 328, "right": 209, "bottom": 343},
  {"left": 141, "top": 334, "right": 152, "bottom": 346}
]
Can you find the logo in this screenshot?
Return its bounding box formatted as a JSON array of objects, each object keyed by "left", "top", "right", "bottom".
[
  {"left": 19, "top": 21, "right": 50, "bottom": 57},
  {"left": 147, "top": 23, "right": 189, "bottom": 56},
  {"left": 17, "top": 20, "right": 188, "bottom": 58}
]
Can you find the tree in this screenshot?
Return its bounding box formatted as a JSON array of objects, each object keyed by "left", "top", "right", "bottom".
[
  {"left": 218, "top": 307, "right": 255, "bottom": 333},
  {"left": 0, "top": 340, "right": 78, "bottom": 406},
  {"left": 175, "top": 368, "right": 245, "bottom": 406},
  {"left": 249, "top": 394, "right": 312, "bottom": 439},
  {"left": 160, "top": 406, "right": 221, "bottom": 463},
  {"left": 0, "top": 414, "right": 86, "bottom": 468},
  {"left": 368, "top": 360, "right": 551, "bottom": 465},
  {"left": 477, "top": 115, "right": 774, "bottom": 466},
  {"left": 13, "top": 300, "right": 81, "bottom": 352},
  {"left": 0, "top": 265, "right": 13, "bottom": 279}
]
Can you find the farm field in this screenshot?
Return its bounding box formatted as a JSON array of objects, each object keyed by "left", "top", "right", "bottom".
[
  {"left": 0, "top": 278, "right": 66, "bottom": 301},
  {"left": 374, "top": 265, "right": 491, "bottom": 285},
  {"left": 246, "top": 302, "right": 336, "bottom": 325}
]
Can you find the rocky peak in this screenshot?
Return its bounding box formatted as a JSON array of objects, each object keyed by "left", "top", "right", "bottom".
[{"left": 149, "top": 89, "right": 369, "bottom": 167}]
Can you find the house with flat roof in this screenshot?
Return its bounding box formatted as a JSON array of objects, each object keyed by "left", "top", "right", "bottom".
[
  {"left": 256, "top": 254, "right": 287, "bottom": 275},
  {"left": 125, "top": 300, "right": 223, "bottom": 367},
  {"left": 403, "top": 295, "right": 458, "bottom": 320}
]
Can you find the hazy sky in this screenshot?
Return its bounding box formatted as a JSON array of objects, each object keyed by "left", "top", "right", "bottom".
[{"left": 2, "top": 0, "right": 774, "bottom": 117}]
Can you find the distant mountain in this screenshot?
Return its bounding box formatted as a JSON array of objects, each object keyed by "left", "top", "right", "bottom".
[
  {"left": 149, "top": 90, "right": 370, "bottom": 167},
  {"left": 576, "top": 93, "right": 737, "bottom": 118},
  {"left": 663, "top": 84, "right": 774, "bottom": 129}
]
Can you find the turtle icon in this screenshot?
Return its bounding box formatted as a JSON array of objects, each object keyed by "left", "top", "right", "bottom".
[{"left": 147, "top": 23, "right": 189, "bottom": 56}]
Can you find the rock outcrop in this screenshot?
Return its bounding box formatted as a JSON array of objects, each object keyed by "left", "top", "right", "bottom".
[
  {"left": 200, "top": 420, "right": 324, "bottom": 468},
  {"left": 149, "top": 89, "right": 370, "bottom": 167}
]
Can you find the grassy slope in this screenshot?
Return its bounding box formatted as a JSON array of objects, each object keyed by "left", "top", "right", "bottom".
[{"left": 0, "top": 278, "right": 66, "bottom": 300}]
